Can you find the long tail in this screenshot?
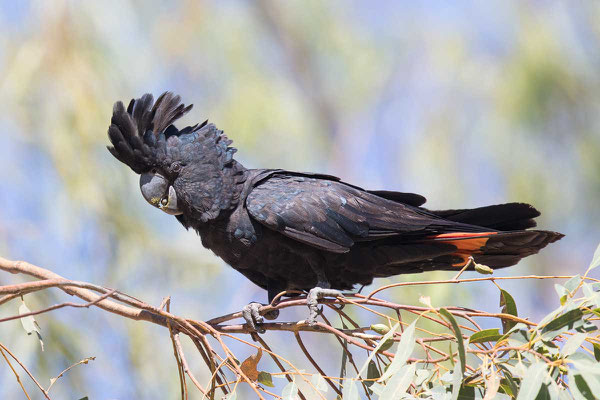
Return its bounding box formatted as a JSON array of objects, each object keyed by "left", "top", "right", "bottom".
[
  {"left": 428, "top": 230, "right": 563, "bottom": 268},
  {"left": 415, "top": 202, "right": 562, "bottom": 269}
]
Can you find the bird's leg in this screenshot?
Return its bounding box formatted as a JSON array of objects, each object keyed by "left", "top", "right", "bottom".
[
  {"left": 264, "top": 284, "right": 281, "bottom": 321},
  {"left": 306, "top": 265, "right": 343, "bottom": 326},
  {"left": 241, "top": 281, "right": 281, "bottom": 333},
  {"left": 242, "top": 302, "right": 265, "bottom": 333}
]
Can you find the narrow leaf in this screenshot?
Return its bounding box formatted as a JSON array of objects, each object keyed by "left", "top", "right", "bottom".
[
  {"left": 516, "top": 362, "right": 547, "bottom": 400},
  {"left": 439, "top": 308, "right": 466, "bottom": 377},
  {"left": 378, "top": 320, "right": 416, "bottom": 382},
  {"left": 593, "top": 343, "right": 600, "bottom": 361},
  {"left": 282, "top": 380, "right": 299, "bottom": 400},
  {"left": 341, "top": 379, "right": 359, "bottom": 400},
  {"left": 365, "top": 361, "right": 380, "bottom": 388},
  {"left": 451, "top": 361, "right": 462, "bottom": 400},
  {"left": 564, "top": 275, "right": 582, "bottom": 293},
  {"left": 19, "top": 300, "right": 44, "bottom": 351},
  {"left": 379, "top": 364, "right": 415, "bottom": 400},
  {"left": 562, "top": 333, "right": 587, "bottom": 356},
  {"left": 570, "top": 372, "right": 595, "bottom": 400},
  {"left": 586, "top": 243, "right": 600, "bottom": 273},
  {"left": 356, "top": 323, "right": 399, "bottom": 377},
  {"left": 541, "top": 309, "right": 583, "bottom": 334},
  {"left": 469, "top": 328, "right": 502, "bottom": 344},
  {"left": 499, "top": 289, "right": 518, "bottom": 333}
]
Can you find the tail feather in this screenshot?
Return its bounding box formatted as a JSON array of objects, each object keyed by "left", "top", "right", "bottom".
[
  {"left": 426, "top": 230, "right": 563, "bottom": 268},
  {"left": 431, "top": 203, "right": 540, "bottom": 231}
]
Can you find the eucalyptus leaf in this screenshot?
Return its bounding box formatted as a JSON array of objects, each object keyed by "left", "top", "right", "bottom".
[
  {"left": 515, "top": 362, "right": 547, "bottom": 400},
  {"left": 569, "top": 372, "right": 595, "bottom": 400},
  {"left": 469, "top": 328, "right": 502, "bottom": 344},
  {"left": 310, "top": 374, "right": 328, "bottom": 392},
  {"left": 379, "top": 364, "right": 415, "bottom": 400},
  {"left": 562, "top": 333, "right": 587, "bottom": 356},
  {"left": 18, "top": 300, "right": 44, "bottom": 351},
  {"left": 586, "top": 242, "right": 600, "bottom": 273},
  {"left": 356, "top": 323, "right": 399, "bottom": 377},
  {"left": 378, "top": 320, "right": 416, "bottom": 382},
  {"left": 564, "top": 275, "right": 582, "bottom": 293},
  {"left": 257, "top": 371, "right": 274, "bottom": 387},
  {"left": 282, "top": 380, "right": 299, "bottom": 400},
  {"left": 341, "top": 379, "right": 359, "bottom": 400},
  {"left": 439, "top": 308, "right": 465, "bottom": 377},
  {"left": 541, "top": 309, "right": 583, "bottom": 338},
  {"left": 365, "top": 360, "right": 380, "bottom": 388},
  {"left": 499, "top": 289, "right": 518, "bottom": 333}
]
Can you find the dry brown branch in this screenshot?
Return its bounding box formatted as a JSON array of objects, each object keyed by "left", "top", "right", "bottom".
[{"left": 1, "top": 255, "right": 596, "bottom": 398}]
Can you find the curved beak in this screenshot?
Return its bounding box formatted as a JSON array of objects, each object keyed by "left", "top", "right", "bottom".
[{"left": 139, "top": 172, "right": 182, "bottom": 215}]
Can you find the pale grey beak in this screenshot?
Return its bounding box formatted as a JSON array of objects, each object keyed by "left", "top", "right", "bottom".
[{"left": 140, "top": 172, "right": 182, "bottom": 215}]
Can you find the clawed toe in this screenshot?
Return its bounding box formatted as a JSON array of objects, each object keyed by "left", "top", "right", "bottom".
[
  {"left": 242, "top": 302, "right": 265, "bottom": 333},
  {"left": 306, "top": 287, "right": 343, "bottom": 326}
]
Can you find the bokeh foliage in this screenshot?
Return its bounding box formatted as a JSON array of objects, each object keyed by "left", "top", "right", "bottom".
[{"left": 1, "top": 1, "right": 599, "bottom": 398}]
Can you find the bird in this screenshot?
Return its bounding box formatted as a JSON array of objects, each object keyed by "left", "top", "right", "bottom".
[{"left": 107, "top": 92, "right": 563, "bottom": 331}]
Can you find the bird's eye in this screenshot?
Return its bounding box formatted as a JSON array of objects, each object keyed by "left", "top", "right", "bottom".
[
  {"left": 171, "top": 162, "right": 181, "bottom": 173},
  {"left": 161, "top": 198, "right": 168, "bottom": 206}
]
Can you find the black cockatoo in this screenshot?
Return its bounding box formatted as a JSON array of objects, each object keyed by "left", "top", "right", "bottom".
[{"left": 107, "top": 92, "right": 563, "bottom": 331}]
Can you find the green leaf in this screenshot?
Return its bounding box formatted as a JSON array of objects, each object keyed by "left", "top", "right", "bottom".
[
  {"left": 541, "top": 309, "right": 584, "bottom": 335},
  {"left": 414, "top": 368, "right": 432, "bottom": 387},
  {"left": 339, "top": 319, "right": 348, "bottom": 381},
  {"left": 378, "top": 320, "right": 416, "bottom": 382},
  {"left": 19, "top": 300, "right": 44, "bottom": 351},
  {"left": 356, "top": 322, "right": 399, "bottom": 377},
  {"left": 310, "top": 374, "right": 328, "bottom": 392},
  {"left": 579, "top": 370, "right": 600, "bottom": 396},
  {"left": 295, "top": 371, "right": 326, "bottom": 399},
  {"left": 257, "top": 371, "right": 274, "bottom": 387},
  {"left": 562, "top": 333, "right": 587, "bottom": 356},
  {"left": 564, "top": 275, "right": 582, "bottom": 293},
  {"left": 440, "top": 308, "right": 466, "bottom": 377},
  {"left": 570, "top": 372, "right": 595, "bottom": 400},
  {"left": 341, "top": 379, "right": 359, "bottom": 400},
  {"left": 365, "top": 361, "right": 380, "bottom": 389},
  {"left": 586, "top": 242, "right": 600, "bottom": 273},
  {"left": 500, "top": 289, "right": 518, "bottom": 333},
  {"left": 593, "top": 343, "right": 600, "bottom": 361},
  {"left": 457, "top": 383, "right": 476, "bottom": 400},
  {"left": 282, "top": 380, "right": 299, "bottom": 400},
  {"left": 516, "top": 362, "right": 547, "bottom": 400},
  {"left": 379, "top": 364, "right": 415, "bottom": 400},
  {"left": 469, "top": 328, "right": 502, "bottom": 344},
  {"left": 378, "top": 339, "right": 394, "bottom": 353},
  {"left": 450, "top": 361, "right": 462, "bottom": 400}
]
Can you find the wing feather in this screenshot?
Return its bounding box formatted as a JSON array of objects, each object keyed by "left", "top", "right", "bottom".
[{"left": 246, "top": 174, "right": 447, "bottom": 253}]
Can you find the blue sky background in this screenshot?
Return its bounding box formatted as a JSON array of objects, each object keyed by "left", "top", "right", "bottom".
[{"left": 1, "top": 1, "right": 599, "bottom": 398}]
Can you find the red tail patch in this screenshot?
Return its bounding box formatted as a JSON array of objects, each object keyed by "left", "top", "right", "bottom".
[{"left": 430, "top": 232, "right": 498, "bottom": 267}]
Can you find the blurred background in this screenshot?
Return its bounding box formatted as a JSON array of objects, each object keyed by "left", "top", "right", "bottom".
[{"left": 0, "top": 0, "right": 599, "bottom": 398}]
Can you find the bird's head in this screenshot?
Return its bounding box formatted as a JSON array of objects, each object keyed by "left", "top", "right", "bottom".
[{"left": 107, "top": 92, "right": 245, "bottom": 222}]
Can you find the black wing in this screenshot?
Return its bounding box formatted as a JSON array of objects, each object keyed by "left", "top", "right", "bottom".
[{"left": 246, "top": 173, "right": 458, "bottom": 253}]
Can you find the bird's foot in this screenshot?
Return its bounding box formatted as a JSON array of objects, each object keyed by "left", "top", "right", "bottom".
[
  {"left": 242, "top": 302, "right": 280, "bottom": 333},
  {"left": 306, "top": 287, "right": 343, "bottom": 326}
]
